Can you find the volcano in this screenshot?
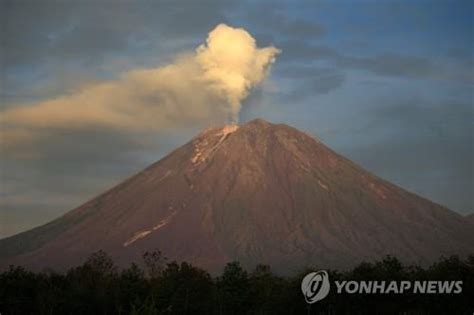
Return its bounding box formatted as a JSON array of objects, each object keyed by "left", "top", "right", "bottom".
[{"left": 1, "top": 119, "right": 473, "bottom": 274}]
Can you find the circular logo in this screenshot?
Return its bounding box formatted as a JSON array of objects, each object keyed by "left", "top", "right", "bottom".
[{"left": 301, "top": 270, "right": 330, "bottom": 304}]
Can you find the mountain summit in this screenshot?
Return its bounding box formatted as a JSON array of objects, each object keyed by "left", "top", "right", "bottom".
[{"left": 1, "top": 119, "right": 472, "bottom": 274}]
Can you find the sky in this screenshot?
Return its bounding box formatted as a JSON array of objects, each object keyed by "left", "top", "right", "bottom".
[{"left": 0, "top": 0, "right": 473, "bottom": 238}]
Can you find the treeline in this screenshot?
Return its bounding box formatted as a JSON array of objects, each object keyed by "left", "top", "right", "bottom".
[{"left": 1, "top": 252, "right": 473, "bottom": 315}]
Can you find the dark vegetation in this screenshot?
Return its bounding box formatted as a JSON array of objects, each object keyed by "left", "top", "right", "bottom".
[{"left": 1, "top": 252, "right": 473, "bottom": 315}]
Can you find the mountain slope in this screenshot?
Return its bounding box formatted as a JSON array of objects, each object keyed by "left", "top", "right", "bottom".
[
  {"left": 1, "top": 119, "right": 473, "bottom": 274},
  {"left": 466, "top": 214, "right": 474, "bottom": 225}
]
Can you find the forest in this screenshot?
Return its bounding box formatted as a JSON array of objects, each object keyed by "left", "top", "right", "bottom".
[{"left": 1, "top": 251, "right": 473, "bottom": 315}]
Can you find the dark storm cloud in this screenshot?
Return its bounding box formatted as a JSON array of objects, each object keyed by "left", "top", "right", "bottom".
[
  {"left": 0, "top": 0, "right": 233, "bottom": 69},
  {"left": 336, "top": 54, "right": 474, "bottom": 83},
  {"left": 283, "top": 19, "right": 326, "bottom": 38},
  {"left": 275, "top": 38, "right": 473, "bottom": 83},
  {"left": 338, "top": 54, "right": 438, "bottom": 79},
  {"left": 276, "top": 40, "right": 339, "bottom": 63},
  {"left": 278, "top": 66, "right": 345, "bottom": 101},
  {"left": 240, "top": 1, "right": 326, "bottom": 39},
  {"left": 234, "top": 1, "right": 326, "bottom": 49},
  {"left": 339, "top": 98, "right": 473, "bottom": 213},
  {"left": 2, "top": 0, "right": 131, "bottom": 67}
]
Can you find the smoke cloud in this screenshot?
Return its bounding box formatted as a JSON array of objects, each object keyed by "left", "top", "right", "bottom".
[
  {"left": 1, "top": 24, "right": 279, "bottom": 148},
  {"left": 197, "top": 24, "right": 280, "bottom": 122}
]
